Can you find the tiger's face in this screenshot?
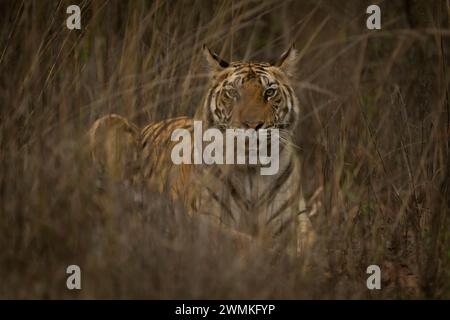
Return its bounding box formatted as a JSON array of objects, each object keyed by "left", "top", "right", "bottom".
[{"left": 202, "top": 46, "right": 299, "bottom": 140}]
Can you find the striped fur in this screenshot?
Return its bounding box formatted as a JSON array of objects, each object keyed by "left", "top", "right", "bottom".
[{"left": 90, "top": 46, "right": 315, "bottom": 255}]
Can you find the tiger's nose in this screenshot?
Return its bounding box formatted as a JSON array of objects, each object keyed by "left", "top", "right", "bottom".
[{"left": 243, "top": 120, "right": 264, "bottom": 130}]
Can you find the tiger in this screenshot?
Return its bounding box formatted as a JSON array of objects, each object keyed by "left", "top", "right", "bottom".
[
  {"left": 88, "top": 113, "right": 140, "bottom": 184},
  {"left": 89, "top": 45, "right": 316, "bottom": 256}
]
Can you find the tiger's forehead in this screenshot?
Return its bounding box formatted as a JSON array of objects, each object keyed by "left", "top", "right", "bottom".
[
  {"left": 230, "top": 62, "right": 271, "bottom": 68},
  {"left": 217, "top": 63, "right": 278, "bottom": 87}
]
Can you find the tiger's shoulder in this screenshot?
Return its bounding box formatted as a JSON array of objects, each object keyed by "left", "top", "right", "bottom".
[{"left": 141, "top": 117, "right": 195, "bottom": 198}]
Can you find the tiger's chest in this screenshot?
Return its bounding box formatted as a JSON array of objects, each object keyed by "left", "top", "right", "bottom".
[{"left": 184, "top": 153, "right": 305, "bottom": 238}]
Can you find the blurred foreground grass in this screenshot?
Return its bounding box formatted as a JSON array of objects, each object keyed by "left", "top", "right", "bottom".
[{"left": 0, "top": 0, "right": 449, "bottom": 298}]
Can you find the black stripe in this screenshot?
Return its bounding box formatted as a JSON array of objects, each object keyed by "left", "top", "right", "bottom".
[
  {"left": 205, "top": 186, "right": 235, "bottom": 221},
  {"left": 285, "top": 85, "right": 296, "bottom": 111},
  {"left": 254, "top": 159, "right": 294, "bottom": 210},
  {"left": 205, "top": 84, "right": 219, "bottom": 115},
  {"left": 226, "top": 177, "right": 251, "bottom": 212},
  {"left": 210, "top": 166, "right": 251, "bottom": 213},
  {"left": 233, "top": 69, "right": 250, "bottom": 76},
  {"left": 148, "top": 120, "right": 173, "bottom": 143},
  {"left": 265, "top": 193, "right": 297, "bottom": 226}
]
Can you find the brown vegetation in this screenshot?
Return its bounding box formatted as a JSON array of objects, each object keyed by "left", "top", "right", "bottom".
[{"left": 0, "top": 0, "right": 449, "bottom": 298}]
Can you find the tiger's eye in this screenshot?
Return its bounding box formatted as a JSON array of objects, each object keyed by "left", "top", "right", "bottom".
[{"left": 264, "top": 88, "right": 277, "bottom": 99}]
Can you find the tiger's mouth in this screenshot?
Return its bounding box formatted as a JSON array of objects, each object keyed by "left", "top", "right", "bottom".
[
  {"left": 215, "top": 124, "right": 293, "bottom": 142},
  {"left": 215, "top": 124, "right": 291, "bottom": 133}
]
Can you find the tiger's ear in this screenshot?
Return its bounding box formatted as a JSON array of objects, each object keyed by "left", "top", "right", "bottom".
[
  {"left": 203, "top": 45, "right": 229, "bottom": 71},
  {"left": 274, "top": 45, "right": 298, "bottom": 76}
]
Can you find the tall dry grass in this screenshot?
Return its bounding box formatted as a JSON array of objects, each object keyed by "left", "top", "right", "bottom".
[{"left": 0, "top": 0, "right": 449, "bottom": 299}]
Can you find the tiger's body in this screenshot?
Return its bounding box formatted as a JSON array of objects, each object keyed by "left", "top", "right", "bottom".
[{"left": 89, "top": 46, "right": 315, "bottom": 255}]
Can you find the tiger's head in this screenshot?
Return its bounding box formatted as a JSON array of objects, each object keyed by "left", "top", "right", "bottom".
[{"left": 201, "top": 45, "right": 300, "bottom": 142}]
